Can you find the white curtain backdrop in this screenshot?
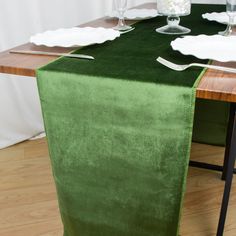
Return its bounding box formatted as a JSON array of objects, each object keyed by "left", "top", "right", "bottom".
[
  {"left": 0, "top": 0, "right": 225, "bottom": 149},
  {"left": 0, "top": 0, "right": 152, "bottom": 149}
]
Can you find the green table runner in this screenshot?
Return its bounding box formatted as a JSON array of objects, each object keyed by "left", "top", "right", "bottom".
[{"left": 37, "top": 4, "right": 226, "bottom": 236}]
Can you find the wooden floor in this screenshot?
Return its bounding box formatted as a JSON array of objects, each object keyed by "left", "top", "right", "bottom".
[{"left": 0, "top": 139, "right": 235, "bottom": 236}]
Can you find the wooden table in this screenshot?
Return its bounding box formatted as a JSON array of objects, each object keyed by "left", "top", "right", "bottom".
[
  {"left": 0, "top": 5, "right": 236, "bottom": 102},
  {"left": 0, "top": 3, "right": 235, "bottom": 236}
]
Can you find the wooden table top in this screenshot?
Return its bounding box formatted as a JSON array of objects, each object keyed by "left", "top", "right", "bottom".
[{"left": 0, "top": 3, "right": 236, "bottom": 103}]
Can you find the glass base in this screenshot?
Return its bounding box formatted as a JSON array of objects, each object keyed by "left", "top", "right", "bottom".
[
  {"left": 113, "top": 19, "right": 132, "bottom": 31},
  {"left": 218, "top": 25, "right": 236, "bottom": 36},
  {"left": 156, "top": 16, "right": 191, "bottom": 35},
  {"left": 113, "top": 25, "right": 132, "bottom": 31},
  {"left": 156, "top": 24, "right": 191, "bottom": 35}
]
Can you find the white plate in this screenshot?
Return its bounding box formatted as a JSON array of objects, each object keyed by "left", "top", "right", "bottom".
[
  {"left": 202, "top": 12, "right": 236, "bottom": 25},
  {"left": 30, "top": 27, "right": 121, "bottom": 47},
  {"left": 171, "top": 35, "right": 236, "bottom": 62},
  {"left": 107, "top": 9, "right": 158, "bottom": 20}
]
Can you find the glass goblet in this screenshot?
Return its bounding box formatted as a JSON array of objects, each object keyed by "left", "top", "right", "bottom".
[
  {"left": 156, "top": 0, "right": 191, "bottom": 35},
  {"left": 113, "top": 0, "right": 132, "bottom": 31},
  {"left": 219, "top": 0, "right": 236, "bottom": 36}
]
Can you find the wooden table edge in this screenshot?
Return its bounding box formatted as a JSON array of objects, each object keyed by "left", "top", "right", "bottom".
[{"left": 0, "top": 3, "right": 236, "bottom": 103}]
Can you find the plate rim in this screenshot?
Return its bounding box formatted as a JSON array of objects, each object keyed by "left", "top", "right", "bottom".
[
  {"left": 30, "top": 26, "right": 121, "bottom": 47},
  {"left": 171, "top": 34, "right": 236, "bottom": 62},
  {"left": 202, "top": 12, "right": 236, "bottom": 25}
]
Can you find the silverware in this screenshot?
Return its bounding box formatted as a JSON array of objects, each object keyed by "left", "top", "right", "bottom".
[
  {"left": 120, "top": 27, "right": 135, "bottom": 34},
  {"left": 9, "top": 29, "right": 134, "bottom": 60},
  {"left": 156, "top": 57, "right": 236, "bottom": 74},
  {"left": 10, "top": 50, "right": 94, "bottom": 60}
]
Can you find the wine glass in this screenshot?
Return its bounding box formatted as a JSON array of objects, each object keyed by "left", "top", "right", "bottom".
[
  {"left": 156, "top": 0, "right": 191, "bottom": 35},
  {"left": 219, "top": 0, "right": 236, "bottom": 36},
  {"left": 113, "top": 0, "right": 132, "bottom": 31}
]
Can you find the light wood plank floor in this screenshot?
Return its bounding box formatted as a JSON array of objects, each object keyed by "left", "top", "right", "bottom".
[{"left": 0, "top": 139, "right": 235, "bottom": 236}]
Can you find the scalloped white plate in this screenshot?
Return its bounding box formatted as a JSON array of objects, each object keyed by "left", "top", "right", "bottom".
[
  {"left": 202, "top": 12, "right": 236, "bottom": 25},
  {"left": 171, "top": 35, "right": 236, "bottom": 62},
  {"left": 107, "top": 9, "right": 158, "bottom": 20},
  {"left": 30, "top": 27, "right": 121, "bottom": 47}
]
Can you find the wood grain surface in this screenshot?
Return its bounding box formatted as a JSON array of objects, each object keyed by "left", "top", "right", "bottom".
[
  {"left": 0, "top": 138, "right": 235, "bottom": 236},
  {"left": 0, "top": 3, "right": 236, "bottom": 102}
]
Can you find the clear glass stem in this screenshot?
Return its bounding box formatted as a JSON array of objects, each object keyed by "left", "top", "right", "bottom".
[
  {"left": 113, "top": 8, "right": 132, "bottom": 31},
  {"left": 117, "top": 19, "right": 125, "bottom": 28},
  {"left": 219, "top": 15, "right": 235, "bottom": 36},
  {"left": 229, "top": 14, "right": 234, "bottom": 25},
  {"left": 228, "top": 15, "right": 234, "bottom": 33},
  {"left": 167, "top": 16, "right": 180, "bottom": 27},
  {"left": 117, "top": 10, "right": 125, "bottom": 26}
]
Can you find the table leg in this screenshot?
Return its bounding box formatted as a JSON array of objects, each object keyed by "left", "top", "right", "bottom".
[
  {"left": 189, "top": 102, "right": 236, "bottom": 177},
  {"left": 189, "top": 103, "right": 236, "bottom": 235},
  {"left": 222, "top": 103, "right": 236, "bottom": 180},
  {"left": 216, "top": 103, "right": 236, "bottom": 236}
]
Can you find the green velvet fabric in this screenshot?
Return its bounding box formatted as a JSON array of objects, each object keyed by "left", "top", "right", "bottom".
[
  {"left": 193, "top": 99, "right": 229, "bottom": 146},
  {"left": 36, "top": 4, "right": 226, "bottom": 236}
]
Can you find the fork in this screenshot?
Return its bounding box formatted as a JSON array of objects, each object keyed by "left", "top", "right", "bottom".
[{"left": 156, "top": 57, "right": 236, "bottom": 74}]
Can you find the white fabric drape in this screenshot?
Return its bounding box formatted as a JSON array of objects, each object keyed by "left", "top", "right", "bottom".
[
  {"left": 0, "top": 75, "right": 44, "bottom": 148},
  {"left": 0, "top": 0, "right": 225, "bottom": 149},
  {"left": 0, "top": 0, "right": 150, "bottom": 149}
]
